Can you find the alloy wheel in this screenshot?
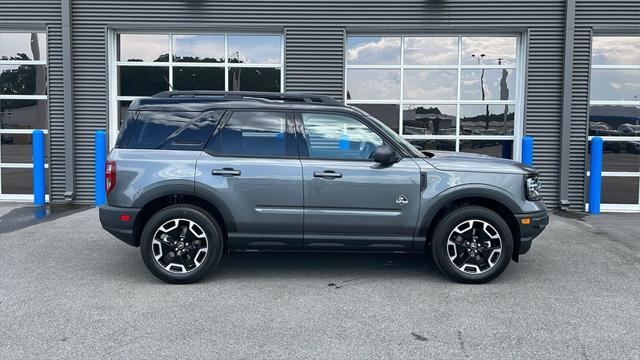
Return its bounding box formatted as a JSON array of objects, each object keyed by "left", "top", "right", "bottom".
[
  {"left": 446, "top": 219, "right": 502, "bottom": 274},
  {"left": 152, "top": 218, "right": 209, "bottom": 273}
]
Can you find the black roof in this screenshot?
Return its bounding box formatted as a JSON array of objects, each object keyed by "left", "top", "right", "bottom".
[{"left": 128, "top": 91, "right": 348, "bottom": 112}]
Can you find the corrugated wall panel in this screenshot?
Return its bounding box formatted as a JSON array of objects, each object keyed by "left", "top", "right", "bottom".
[
  {"left": 71, "top": 26, "right": 108, "bottom": 203},
  {"left": 47, "top": 25, "right": 67, "bottom": 203},
  {"left": 525, "top": 28, "right": 565, "bottom": 205},
  {"left": 568, "top": 28, "right": 592, "bottom": 210},
  {"left": 69, "top": 0, "right": 566, "bottom": 205},
  {"left": 0, "top": 1, "right": 60, "bottom": 22},
  {"left": 576, "top": 0, "right": 640, "bottom": 27},
  {"left": 285, "top": 28, "right": 345, "bottom": 101}
]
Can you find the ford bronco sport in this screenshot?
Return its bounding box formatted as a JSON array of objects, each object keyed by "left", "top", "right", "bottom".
[{"left": 99, "top": 91, "right": 548, "bottom": 284}]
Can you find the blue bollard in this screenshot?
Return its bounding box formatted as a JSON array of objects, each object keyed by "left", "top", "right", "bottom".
[
  {"left": 522, "top": 136, "right": 533, "bottom": 166},
  {"left": 32, "top": 130, "right": 46, "bottom": 206},
  {"left": 95, "top": 130, "right": 107, "bottom": 206},
  {"left": 589, "top": 137, "right": 603, "bottom": 215}
]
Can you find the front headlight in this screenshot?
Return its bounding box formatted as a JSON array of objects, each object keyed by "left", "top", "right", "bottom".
[{"left": 525, "top": 174, "right": 542, "bottom": 201}]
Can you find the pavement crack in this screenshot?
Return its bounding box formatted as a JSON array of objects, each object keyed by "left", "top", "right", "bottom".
[
  {"left": 327, "top": 278, "right": 377, "bottom": 289},
  {"left": 411, "top": 332, "right": 429, "bottom": 342},
  {"left": 457, "top": 330, "right": 470, "bottom": 358}
]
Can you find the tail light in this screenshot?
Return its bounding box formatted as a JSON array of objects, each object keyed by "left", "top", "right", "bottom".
[{"left": 105, "top": 160, "right": 116, "bottom": 195}]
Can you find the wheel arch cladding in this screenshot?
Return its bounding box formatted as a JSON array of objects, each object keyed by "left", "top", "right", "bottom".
[
  {"left": 132, "top": 191, "right": 236, "bottom": 247},
  {"left": 419, "top": 186, "right": 522, "bottom": 260}
]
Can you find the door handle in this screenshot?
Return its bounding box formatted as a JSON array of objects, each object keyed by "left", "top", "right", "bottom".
[
  {"left": 313, "top": 171, "right": 342, "bottom": 179},
  {"left": 212, "top": 168, "right": 241, "bottom": 176}
]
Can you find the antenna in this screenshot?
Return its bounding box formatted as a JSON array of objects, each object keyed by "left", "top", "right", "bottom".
[{"left": 162, "top": 74, "right": 174, "bottom": 91}]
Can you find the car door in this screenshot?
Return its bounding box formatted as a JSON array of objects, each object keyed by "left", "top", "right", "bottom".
[
  {"left": 297, "top": 111, "right": 422, "bottom": 250},
  {"left": 195, "top": 109, "right": 304, "bottom": 249}
]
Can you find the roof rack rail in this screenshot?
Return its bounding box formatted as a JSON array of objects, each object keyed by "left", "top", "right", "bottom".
[{"left": 152, "top": 90, "right": 342, "bottom": 106}]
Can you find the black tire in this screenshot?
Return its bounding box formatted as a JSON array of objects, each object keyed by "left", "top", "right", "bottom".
[
  {"left": 430, "top": 206, "right": 513, "bottom": 284},
  {"left": 140, "top": 204, "right": 224, "bottom": 284}
]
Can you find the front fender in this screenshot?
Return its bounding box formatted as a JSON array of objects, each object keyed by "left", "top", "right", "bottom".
[{"left": 415, "top": 183, "right": 522, "bottom": 240}]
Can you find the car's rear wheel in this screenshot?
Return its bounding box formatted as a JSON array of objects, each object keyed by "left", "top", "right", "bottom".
[
  {"left": 140, "top": 205, "right": 223, "bottom": 284},
  {"left": 431, "top": 206, "right": 513, "bottom": 283}
]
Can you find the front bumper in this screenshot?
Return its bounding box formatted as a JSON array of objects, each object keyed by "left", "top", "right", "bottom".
[
  {"left": 99, "top": 205, "right": 141, "bottom": 247},
  {"left": 515, "top": 210, "right": 549, "bottom": 255}
]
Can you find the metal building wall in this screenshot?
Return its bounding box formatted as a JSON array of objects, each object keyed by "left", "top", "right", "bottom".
[
  {"left": 284, "top": 28, "right": 345, "bottom": 102},
  {"left": 567, "top": 28, "right": 592, "bottom": 209},
  {"left": 9, "top": 1, "right": 629, "bottom": 209},
  {"left": 67, "top": 0, "right": 567, "bottom": 205}
]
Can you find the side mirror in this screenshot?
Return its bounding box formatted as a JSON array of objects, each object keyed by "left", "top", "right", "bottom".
[{"left": 373, "top": 145, "right": 398, "bottom": 165}]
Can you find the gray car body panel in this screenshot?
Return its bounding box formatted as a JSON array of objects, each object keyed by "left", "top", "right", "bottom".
[
  {"left": 301, "top": 157, "right": 422, "bottom": 250},
  {"left": 412, "top": 158, "right": 545, "bottom": 247},
  {"left": 106, "top": 148, "right": 199, "bottom": 207},
  {"left": 195, "top": 152, "right": 304, "bottom": 249},
  {"left": 102, "top": 98, "right": 547, "bottom": 254}
]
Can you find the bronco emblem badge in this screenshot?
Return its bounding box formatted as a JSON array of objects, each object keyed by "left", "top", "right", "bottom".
[{"left": 395, "top": 195, "right": 408, "bottom": 206}]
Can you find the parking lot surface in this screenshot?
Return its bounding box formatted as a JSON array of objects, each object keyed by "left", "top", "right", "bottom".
[{"left": 1, "top": 205, "right": 639, "bottom": 359}]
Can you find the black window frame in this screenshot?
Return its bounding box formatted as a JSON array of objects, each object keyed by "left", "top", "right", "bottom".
[
  {"left": 204, "top": 109, "right": 298, "bottom": 159},
  {"left": 295, "top": 110, "right": 404, "bottom": 162}
]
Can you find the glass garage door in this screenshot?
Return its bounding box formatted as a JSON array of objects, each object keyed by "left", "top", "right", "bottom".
[
  {"left": 588, "top": 36, "right": 640, "bottom": 212},
  {"left": 0, "top": 32, "right": 48, "bottom": 201},
  {"left": 345, "top": 35, "right": 523, "bottom": 160},
  {"left": 109, "top": 32, "right": 284, "bottom": 148}
]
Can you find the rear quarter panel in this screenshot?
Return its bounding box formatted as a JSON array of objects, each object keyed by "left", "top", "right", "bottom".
[{"left": 106, "top": 148, "right": 200, "bottom": 207}]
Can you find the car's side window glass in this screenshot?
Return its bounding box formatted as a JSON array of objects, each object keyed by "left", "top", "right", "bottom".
[
  {"left": 128, "top": 111, "right": 198, "bottom": 149},
  {"left": 301, "top": 112, "right": 383, "bottom": 160},
  {"left": 161, "top": 109, "right": 225, "bottom": 150},
  {"left": 210, "top": 111, "right": 293, "bottom": 157}
]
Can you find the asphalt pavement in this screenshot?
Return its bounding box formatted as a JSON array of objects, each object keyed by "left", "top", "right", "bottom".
[{"left": 0, "top": 205, "right": 638, "bottom": 359}]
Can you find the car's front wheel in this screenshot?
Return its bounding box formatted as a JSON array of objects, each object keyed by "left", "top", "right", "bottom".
[
  {"left": 140, "top": 205, "right": 224, "bottom": 284},
  {"left": 431, "top": 206, "right": 513, "bottom": 283}
]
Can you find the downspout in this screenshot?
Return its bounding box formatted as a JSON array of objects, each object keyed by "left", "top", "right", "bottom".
[
  {"left": 62, "top": 0, "right": 75, "bottom": 201},
  {"left": 559, "top": 0, "right": 576, "bottom": 209}
]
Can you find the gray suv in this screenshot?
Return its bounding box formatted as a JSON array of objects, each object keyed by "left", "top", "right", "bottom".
[{"left": 99, "top": 91, "right": 548, "bottom": 284}]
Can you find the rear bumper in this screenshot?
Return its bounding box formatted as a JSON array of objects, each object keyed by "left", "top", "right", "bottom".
[
  {"left": 99, "top": 205, "right": 141, "bottom": 247},
  {"left": 515, "top": 210, "right": 549, "bottom": 255}
]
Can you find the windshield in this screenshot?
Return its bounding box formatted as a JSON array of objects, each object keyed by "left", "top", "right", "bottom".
[{"left": 349, "top": 106, "right": 426, "bottom": 158}]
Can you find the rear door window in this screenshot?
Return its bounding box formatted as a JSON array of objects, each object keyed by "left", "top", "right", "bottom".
[
  {"left": 127, "top": 110, "right": 223, "bottom": 150},
  {"left": 207, "top": 111, "right": 296, "bottom": 157}
]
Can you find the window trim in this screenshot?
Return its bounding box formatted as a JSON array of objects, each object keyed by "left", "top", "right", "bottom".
[
  {"left": 295, "top": 110, "right": 405, "bottom": 162},
  {"left": 344, "top": 33, "right": 525, "bottom": 160},
  {"left": 204, "top": 109, "right": 298, "bottom": 159},
  {"left": 108, "top": 30, "right": 285, "bottom": 149},
  {"left": 0, "top": 30, "right": 49, "bottom": 200},
  {"left": 587, "top": 34, "right": 640, "bottom": 211}
]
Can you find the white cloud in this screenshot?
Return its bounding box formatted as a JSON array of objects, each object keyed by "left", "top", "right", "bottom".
[
  {"left": 119, "top": 34, "right": 168, "bottom": 62},
  {"left": 347, "top": 69, "right": 400, "bottom": 99},
  {"left": 347, "top": 37, "right": 401, "bottom": 65},
  {"left": 593, "top": 36, "right": 640, "bottom": 65},
  {"left": 404, "top": 37, "right": 458, "bottom": 65}
]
